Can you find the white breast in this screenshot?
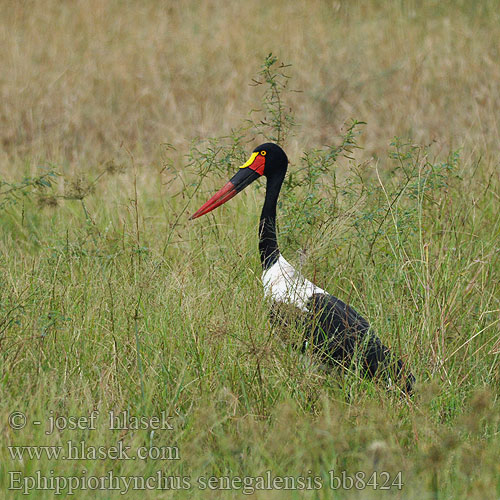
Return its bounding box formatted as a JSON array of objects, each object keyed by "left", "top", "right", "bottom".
[{"left": 261, "top": 254, "right": 325, "bottom": 311}]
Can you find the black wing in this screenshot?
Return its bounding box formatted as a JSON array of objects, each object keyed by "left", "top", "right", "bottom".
[
  {"left": 306, "top": 293, "right": 414, "bottom": 393},
  {"left": 271, "top": 292, "right": 414, "bottom": 394}
]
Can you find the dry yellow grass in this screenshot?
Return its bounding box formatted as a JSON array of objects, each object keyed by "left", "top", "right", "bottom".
[{"left": 2, "top": 0, "right": 500, "bottom": 169}]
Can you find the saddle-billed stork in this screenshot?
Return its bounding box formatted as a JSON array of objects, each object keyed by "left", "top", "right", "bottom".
[{"left": 191, "top": 143, "right": 415, "bottom": 394}]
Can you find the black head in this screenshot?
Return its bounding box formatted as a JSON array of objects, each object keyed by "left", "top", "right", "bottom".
[
  {"left": 251, "top": 143, "right": 288, "bottom": 178},
  {"left": 190, "top": 142, "right": 288, "bottom": 219}
]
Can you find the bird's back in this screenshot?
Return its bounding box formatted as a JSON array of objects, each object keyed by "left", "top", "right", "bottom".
[
  {"left": 261, "top": 254, "right": 325, "bottom": 311},
  {"left": 262, "top": 254, "right": 414, "bottom": 393}
]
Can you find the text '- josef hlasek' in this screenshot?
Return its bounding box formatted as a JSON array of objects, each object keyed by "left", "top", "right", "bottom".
[{"left": 31, "top": 410, "right": 175, "bottom": 435}]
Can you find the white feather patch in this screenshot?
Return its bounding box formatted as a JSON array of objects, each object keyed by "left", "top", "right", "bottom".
[{"left": 261, "top": 254, "right": 325, "bottom": 311}]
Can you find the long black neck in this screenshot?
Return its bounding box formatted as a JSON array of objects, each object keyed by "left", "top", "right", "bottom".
[{"left": 259, "top": 174, "right": 284, "bottom": 270}]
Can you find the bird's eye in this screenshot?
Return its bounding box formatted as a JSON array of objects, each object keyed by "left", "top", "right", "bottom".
[{"left": 260, "top": 151, "right": 266, "bottom": 156}]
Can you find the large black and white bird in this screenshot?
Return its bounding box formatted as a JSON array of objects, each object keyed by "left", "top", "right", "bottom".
[{"left": 191, "top": 143, "right": 414, "bottom": 394}]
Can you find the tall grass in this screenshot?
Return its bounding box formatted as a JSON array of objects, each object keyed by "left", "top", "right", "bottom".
[{"left": 1, "top": 1, "right": 499, "bottom": 498}]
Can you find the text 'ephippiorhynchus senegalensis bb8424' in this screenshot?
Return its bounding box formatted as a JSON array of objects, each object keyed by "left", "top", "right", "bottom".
[{"left": 190, "top": 143, "right": 415, "bottom": 395}]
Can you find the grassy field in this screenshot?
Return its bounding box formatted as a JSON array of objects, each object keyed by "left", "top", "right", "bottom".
[{"left": 1, "top": 1, "right": 499, "bottom": 498}]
